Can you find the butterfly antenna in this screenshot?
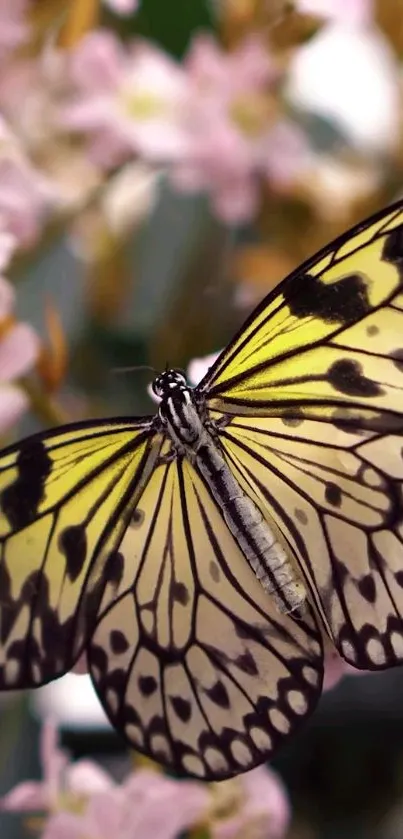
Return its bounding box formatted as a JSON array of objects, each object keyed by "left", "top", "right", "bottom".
[{"left": 111, "top": 364, "right": 159, "bottom": 377}]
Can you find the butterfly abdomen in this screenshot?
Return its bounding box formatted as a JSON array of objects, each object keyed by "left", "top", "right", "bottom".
[{"left": 194, "top": 432, "right": 307, "bottom": 614}]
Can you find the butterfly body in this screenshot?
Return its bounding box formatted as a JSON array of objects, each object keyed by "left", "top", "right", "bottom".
[
  {"left": 155, "top": 368, "right": 305, "bottom": 613},
  {"left": 1, "top": 201, "right": 403, "bottom": 778}
]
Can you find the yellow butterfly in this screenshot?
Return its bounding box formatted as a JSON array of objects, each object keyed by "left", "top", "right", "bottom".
[{"left": 0, "top": 200, "right": 403, "bottom": 781}]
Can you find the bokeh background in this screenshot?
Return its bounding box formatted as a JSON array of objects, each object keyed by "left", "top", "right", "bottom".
[{"left": 1, "top": 1, "right": 403, "bottom": 837}]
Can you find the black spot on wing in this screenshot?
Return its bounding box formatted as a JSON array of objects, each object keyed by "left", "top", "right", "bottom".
[
  {"left": 130, "top": 508, "right": 145, "bottom": 528},
  {"left": 295, "top": 508, "right": 308, "bottom": 525},
  {"left": 171, "top": 581, "right": 189, "bottom": 605},
  {"left": 328, "top": 359, "right": 384, "bottom": 397},
  {"left": 382, "top": 225, "right": 403, "bottom": 267},
  {"left": 104, "top": 551, "right": 124, "bottom": 586},
  {"left": 206, "top": 680, "right": 230, "bottom": 709},
  {"left": 281, "top": 410, "right": 304, "bottom": 427},
  {"left": 110, "top": 629, "right": 129, "bottom": 655},
  {"left": 357, "top": 575, "right": 376, "bottom": 604},
  {"left": 286, "top": 273, "right": 371, "bottom": 324},
  {"left": 170, "top": 695, "right": 192, "bottom": 723},
  {"left": 325, "top": 482, "right": 342, "bottom": 507},
  {"left": 235, "top": 650, "right": 259, "bottom": 676},
  {"left": 209, "top": 561, "right": 220, "bottom": 583},
  {"left": 138, "top": 674, "right": 158, "bottom": 696},
  {"left": 1, "top": 440, "right": 52, "bottom": 529},
  {"left": 58, "top": 525, "right": 87, "bottom": 582}
]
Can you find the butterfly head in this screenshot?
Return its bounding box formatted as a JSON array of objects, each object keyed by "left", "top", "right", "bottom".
[
  {"left": 152, "top": 369, "right": 203, "bottom": 447},
  {"left": 152, "top": 368, "right": 188, "bottom": 400}
]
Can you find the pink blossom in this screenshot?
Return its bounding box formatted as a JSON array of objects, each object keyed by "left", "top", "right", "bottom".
[
  {"left": 61, "top": 31, "right": 308, "bottom": 222},
  {"left": 0, "top": 274, "right": 39, "bottom": 431},
  {"left": 173, "top": 34, "right": 309, "bottom": 222},
  {"left": 0, "top": 116, "right": 56, "bottom": 246},
  {"left": 1, "top": 720, "right": 210, "bottom": 839},
  {"left": 1, "top": 718, "right": 292, "bottom": 839},
  {"left": 0, "top": 0, "right": 29, "bottom": 64},
  {"left": 0, "top": 231, "right": 17, "bottom": 275},
  {"left": 0, "top": 718, "right": 126, "bottom": 815},
  {"left": 0, "top": 49, "right": 68, "bottom": 152},
  {"left": 209, "top": 766, "right": 290, "bottom": 839},
  {"left": 103, "top": 0, "right": 139, "bottom": 13},
  {"left": 61, "top": 31, "right": 191, "bottom": 168},
  {"left": 0, "top": 154, "right": 56, "bottom": 246}
]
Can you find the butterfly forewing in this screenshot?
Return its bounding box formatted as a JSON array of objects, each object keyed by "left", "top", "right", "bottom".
[
  {"left": 88, "top": 443, "right": 323, "bottom": 780},
  {"left": 202, "top": 203, "right": 403, "bottom": 420},
  {"left": 0, "top": 420, "right": 161, "bottom": 689},
  {"left": 201, "top": 201, "right": 403, "bottom": 669}
]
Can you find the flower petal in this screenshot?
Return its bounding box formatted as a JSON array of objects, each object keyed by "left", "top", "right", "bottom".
[
  {"left": 103, "top": 0, "right": 139, "bottom": 14},
  {"left": 0, "top": 322, "right": 39, "bottom": 381},
  {"left": 0, "top": 781, "right": 47, "bottom": 811},
  {"left": 0, "top": 384, "right": 29, "bottom": 431},
  {"left": 66, "top": 760, "right": 115, "bottom": 795},
  {"left": 0, "top": 275, "right": 15, "bottom": 317}
]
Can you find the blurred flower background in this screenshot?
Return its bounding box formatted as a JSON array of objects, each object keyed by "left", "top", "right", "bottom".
[{"left": 0, "top": 0, "right": 403, "bottom": 837}]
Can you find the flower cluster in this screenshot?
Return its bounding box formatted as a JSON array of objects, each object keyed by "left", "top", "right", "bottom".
[
  {"left": 1, "top": 720, "right": 290, "bottom": 839},
  {"left": 60, "top": 30, "right": 310, "bottom": 222}
]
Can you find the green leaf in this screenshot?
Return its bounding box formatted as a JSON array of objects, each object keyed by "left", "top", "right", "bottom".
[{"left": 132, "top": 0, "right": 215, "bottom": 57}]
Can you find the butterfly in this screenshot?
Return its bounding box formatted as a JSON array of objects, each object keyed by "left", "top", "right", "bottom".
[{"left": 0, "top": 200, "right": 403, "bottom": 781}]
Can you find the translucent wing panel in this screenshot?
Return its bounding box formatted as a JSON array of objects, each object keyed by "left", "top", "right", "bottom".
[
  {"left": 218, "top": 416, "right": 403, "bottom": 670},
  {"left": 0, "top": 419, "right": 160, "bottom": 689},
  {"left": 89, "top": 445, "right": 323, "bottom": 780},
  {"left": 202, "top": 202, "right": 403, "bottom": 424}
]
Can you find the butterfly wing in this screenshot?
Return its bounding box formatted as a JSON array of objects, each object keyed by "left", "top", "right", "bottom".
[
  {"left": 199, "top": 201, "right": 403, "bottom": 670},
  {"left": 88, "top": 440, "right": 323, "bottom": 780},
  {"left": 0, "top": 418, "right": 162, "bottom": 689}
]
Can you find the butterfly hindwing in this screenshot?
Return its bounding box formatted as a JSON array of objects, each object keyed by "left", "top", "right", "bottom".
[
  {"left": 0, "top": 419, "right": 160, "bottom": 689},
  {"left": 216, "top": 414, "right": 403, "bottom": 669},
  {"left": 89, "top": 441, "right": 323, "bottom": 780}
]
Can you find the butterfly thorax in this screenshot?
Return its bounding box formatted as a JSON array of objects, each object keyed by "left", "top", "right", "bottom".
[
  {"left": 155, "top": 373, "right": 204, "bottom": 452},
  {"left": 152, "top": 369, "right": 307, "bottom": 615}
]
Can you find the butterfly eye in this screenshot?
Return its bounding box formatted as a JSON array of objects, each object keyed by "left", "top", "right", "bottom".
[{"left": 152, "top": 378, "right": 164, "bottom": 398}]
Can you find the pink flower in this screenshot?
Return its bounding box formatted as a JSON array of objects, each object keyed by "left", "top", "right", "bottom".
[
  {"left": 0, "top": 115, "right": 56, "bottom": 246},
  {"left": 2, "top": 719, "right": 292, "bottom": 839},
  {"left": 0, "top": 718, "right": 116, "bottom": 813},
  {"left": 1, "top": 720, "right": 210, "bottom": 839},
  {"left": 61, "top": 31, "right": 191, "bottom": 168},
  {"left": 173, "top": 34, "right": 310, "bottom": 222},
  {"left": 0, "top": 154, "right": 56, "bottom": 246},
  {"left": 103, "top": 0, "right": 139, "bottom": 13},
  {"left": 61, "top": 31, "right": 308, "bottom": 222},
  {"left": 0, "top": 273, "right": 39, "bottom": 431},
  {"left": 0, "top": 48, "right": 68, "bottom": 152},
  {"left": 0, "top": 0, "right": 29, "bottom": 64},
  {"left": 41, "top": 773, "right": 209, "bottom": 839},
  {"left": 209, "top": 766, "right": 290, "bottom": 839}
]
